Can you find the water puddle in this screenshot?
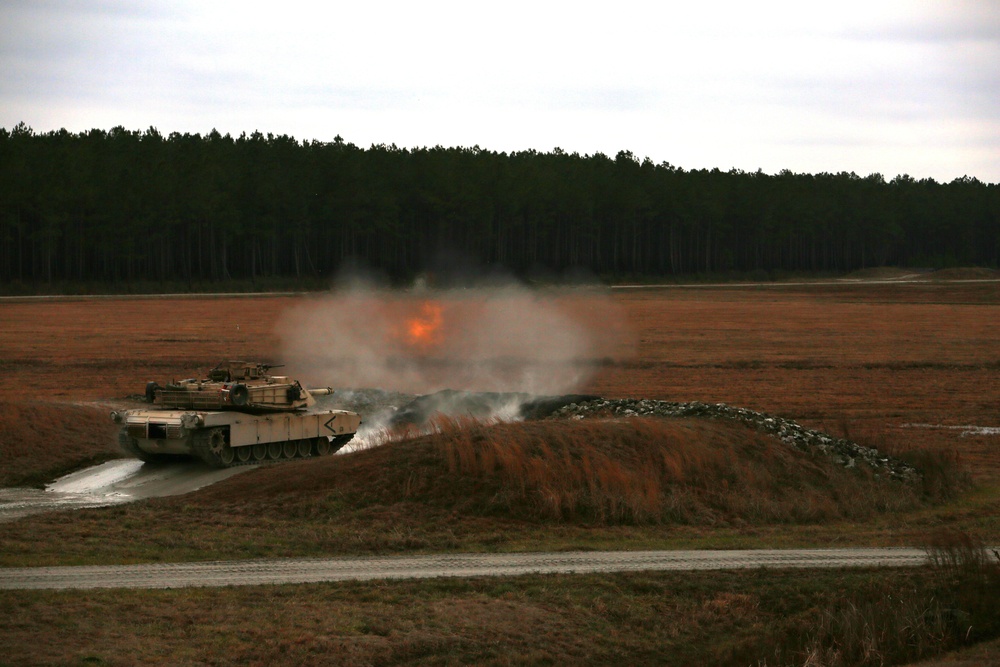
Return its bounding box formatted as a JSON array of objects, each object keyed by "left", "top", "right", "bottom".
[
  {"left": 900, "top": 423, "right": 1000, "bottom": 437},
  {"left": 0, "top": 459, "right": 249, "bottom": 522}
]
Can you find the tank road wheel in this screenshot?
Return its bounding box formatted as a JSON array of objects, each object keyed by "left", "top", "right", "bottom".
[
  {"left": 282, "top": 441, "right": 297, "bottom": 459},
  {"left": 296, "top": 439, "right": 312, "bottom": 458},
  {"left": 219, "top": 444, "right": 236, "bottom": 466},
  {"left": 267, "top": 442, "right": 283, "bottom": 460},
  {"left": 236, "top": 446, "right": 252, "bottom": 463},
  {"left": 193, "top": 428, "right": 234, "bottom": 468},
  {"left": 252, "top": 443, "right": 268, "bottom": 461},
  {"left": 315, "top": 437, "right": 331, "bottom": 456}
]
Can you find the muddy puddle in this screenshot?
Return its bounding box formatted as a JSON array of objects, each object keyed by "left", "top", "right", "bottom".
[{"left": 0, "top": 459, "right": 249, "bottom": 522}]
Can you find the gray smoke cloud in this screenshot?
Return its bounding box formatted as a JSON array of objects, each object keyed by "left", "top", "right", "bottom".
[{"left": 276, "top": 281, "right": 632, "bottom": 396}]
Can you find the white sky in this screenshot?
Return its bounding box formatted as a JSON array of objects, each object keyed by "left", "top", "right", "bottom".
[{"left": 2, "top": 0, "right": 998, "bottom": 182}]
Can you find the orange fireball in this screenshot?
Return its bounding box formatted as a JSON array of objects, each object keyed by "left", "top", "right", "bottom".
[{"left": 404, "top": 301, "right": 444, "bottom": 350}]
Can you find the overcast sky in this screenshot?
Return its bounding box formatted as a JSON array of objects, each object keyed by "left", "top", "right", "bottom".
[{"left": 2, "top": 0, "right": 998, "bottom": 182}]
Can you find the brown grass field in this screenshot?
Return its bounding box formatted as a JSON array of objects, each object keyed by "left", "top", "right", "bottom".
[
  {"left": 2, "top": 281, "right": 998, "bottom": 485},
  {"left": 1, "top": 279, "right": 999, "bottom": 665}
]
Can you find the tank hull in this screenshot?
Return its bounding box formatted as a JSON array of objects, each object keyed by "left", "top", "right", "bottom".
[{"left": 113, "top": 408, "right": 361, "bottom": 468}]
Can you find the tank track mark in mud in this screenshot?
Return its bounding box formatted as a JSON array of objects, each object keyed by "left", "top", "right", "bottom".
[{"left": 112, "top": 409, "right": 361, "bottom": 469}]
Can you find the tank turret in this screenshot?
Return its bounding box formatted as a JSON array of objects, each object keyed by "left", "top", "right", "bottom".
[{"left": 145, "top": 361, "right": 330, "bottom": 412}]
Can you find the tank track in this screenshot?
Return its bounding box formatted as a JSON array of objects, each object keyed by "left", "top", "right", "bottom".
[{"left": 191, "top": 427, "right": 354, "bottom": 469}]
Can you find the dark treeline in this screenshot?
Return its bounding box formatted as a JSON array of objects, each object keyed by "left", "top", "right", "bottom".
[{"left": 1, "top": 123, "right": 998, "bottom": 285}]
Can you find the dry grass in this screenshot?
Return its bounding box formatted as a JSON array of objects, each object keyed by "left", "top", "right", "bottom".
[
  {"left": 0, "top": 401, "right": 119, "bottom": 487},
  {"left": 4, "top": 414, "right": 975, "bottom": 568},
  {"left": 780, "top": 530, "right": 1000, "bottom": 667},
  {"left": 427, "top": 416, "right": 926, "bottom": 525},
  {"left": 2, "top": 559, "right": 998, "bottom": 667},
  {"left": 904, "top": 637, "right": 1000, "bottom": 666},
  {"left": 0, "top": 283, "right": 996, "bottom": 568},
  {"left": 0, "top": 278, "right": 997, "bottom": 667},
  {"left": 820, "top": 419, "right": 972, "bottom": 502},
  {"left": 591, "top": 282, "right": 1000, "bottom": 482},
  {"left": 0, "top": 567, "right": 953, "bottom": 666},
  {"left": 1, "top": 283, "right": 998, "bottom": 433},
  {"left": 0, "top": 295, "right": 299, "bottom": 403},
  {"left": 184, "top": 416, "right": 930, "bottom": 529}
]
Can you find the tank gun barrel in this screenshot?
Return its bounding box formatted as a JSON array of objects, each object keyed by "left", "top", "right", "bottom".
[{"left": 308, "top": 387, "right": 335, "bottom": 397}]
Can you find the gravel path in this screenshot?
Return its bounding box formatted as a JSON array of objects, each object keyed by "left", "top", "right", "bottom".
[{"left": 0, "top": 548, "right": 929, "bottom": 591}]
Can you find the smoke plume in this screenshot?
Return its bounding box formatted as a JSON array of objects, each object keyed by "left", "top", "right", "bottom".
[{"left": 276, "top": 281, "right": 632, "bottom": 396}]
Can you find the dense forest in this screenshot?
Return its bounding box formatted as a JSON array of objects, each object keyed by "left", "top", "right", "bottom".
[{"left": 1, "top": 123, "right": 998, "bottom": 286}]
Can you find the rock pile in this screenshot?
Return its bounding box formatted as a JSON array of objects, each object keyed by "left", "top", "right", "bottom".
[{"left": 550, "top": 398, "right": 920, "bottom": 482}]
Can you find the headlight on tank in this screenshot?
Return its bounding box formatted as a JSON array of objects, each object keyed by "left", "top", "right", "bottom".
[
  {"left": 110, "top": 411, "right": 122, "bottom": 423},
  {"left": 181, "top": 413, "right": 204, "bottom": 429}
]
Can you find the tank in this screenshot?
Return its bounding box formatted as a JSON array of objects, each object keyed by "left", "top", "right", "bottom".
[{"left": 111, "top": 362, "right": 362, "bottom": 468}]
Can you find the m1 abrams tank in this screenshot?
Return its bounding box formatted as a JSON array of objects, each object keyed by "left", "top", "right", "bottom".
[{"left": 111, "top": 362, "right": 361, "bottom": 468}]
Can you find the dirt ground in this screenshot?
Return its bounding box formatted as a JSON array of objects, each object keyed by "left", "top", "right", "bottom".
[{"left": 0, "top": 280, "right": 998, "bottom": 481}]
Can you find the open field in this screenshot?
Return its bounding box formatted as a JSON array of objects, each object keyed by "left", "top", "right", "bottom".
[
  {"left": 1, "top": 281, "right": 998, "bottom": 558},
  {"left": 2, "top": 563, "right": 1000, "bottom": 666},
  {"left": 3, "top": 555, "right": 1000, "bottom": 666},
  {"left": 4, "top": 280, "right": 997, "bottom": 481},
  {"left": 1, "top": 280, "right": 999, "bottom": 664}
]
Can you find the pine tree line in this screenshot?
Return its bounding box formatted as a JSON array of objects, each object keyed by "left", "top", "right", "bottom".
[{"left": 1, "top": 123, "right": 997, "bottom": 285}]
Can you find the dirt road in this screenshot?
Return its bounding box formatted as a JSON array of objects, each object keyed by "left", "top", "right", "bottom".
[{"left": 0, "top": 548, "right": 929, "bottom": 591}]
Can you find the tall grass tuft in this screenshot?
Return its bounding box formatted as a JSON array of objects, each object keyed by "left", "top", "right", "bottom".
[
  {"left": 837, "top": 419, "right": 971, "bottom": 501},
  {"left": 756, "top": 530, "right": 1000, "bottom": 667},
  {"left": 897, "top": 448, "right": 970, "bottom": 501},
  {"left": 924, "top": 528, "right": 1000, "bottom": 642}
]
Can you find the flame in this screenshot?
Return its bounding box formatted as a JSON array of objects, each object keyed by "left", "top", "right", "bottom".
[{"left": 404, "top": 301, "right": 444, "bottom": 350}]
